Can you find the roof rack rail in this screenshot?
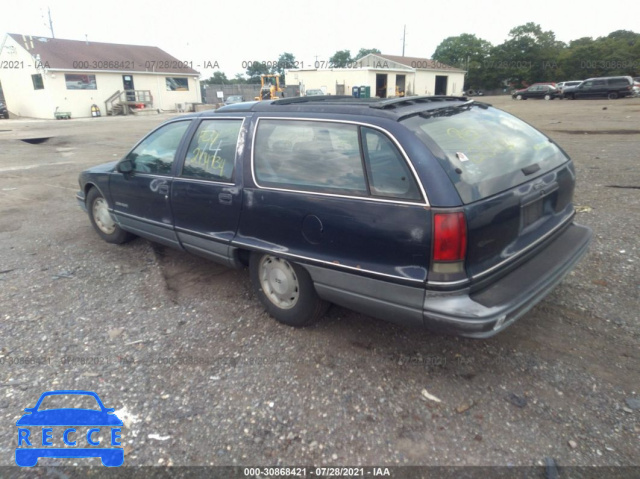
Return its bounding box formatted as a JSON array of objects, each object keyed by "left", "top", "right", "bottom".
[
  {"left": 370, "top": 95, "right": 469, "bottom": 109},
  {"left": 272, "top": 95, "right": 358, "bottom": 105}
]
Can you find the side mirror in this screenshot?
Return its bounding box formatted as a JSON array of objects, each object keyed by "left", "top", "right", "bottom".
[{"left": 117, "top": 159, "right": 133, "bottom": 173}]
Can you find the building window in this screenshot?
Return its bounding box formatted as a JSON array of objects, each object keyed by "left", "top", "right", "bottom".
[
  {"left": 166, "top": 77, "right": 189, "bottom": 91},
  {"left": 32, "top": 74, "right": 44, "bottom": 90},
  {"left": 65, "top": 74, "right": 97, "bottom": 90}
]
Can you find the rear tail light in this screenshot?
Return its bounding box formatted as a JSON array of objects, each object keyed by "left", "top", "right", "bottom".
[
  {"left": 431, "top": 212, "right": 467, "bottom": 280},
  {"left": 433, "top": 212, "right": 467, "bottom": 261}
]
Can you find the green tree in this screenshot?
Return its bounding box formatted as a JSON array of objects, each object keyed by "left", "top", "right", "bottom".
[
  {"left": 559, "top": 30, "right": 640, "bottom": 80},
  {"left": 432, "top": 34, "right": 492, "bottom": 89},
  {"left": 354, "top": 48, "right": 381, "bottom": 59},
  {"left": 229, "top": 73, "right": 248, "bottom": 84},
  {"left": 272, "top": 52, "right": 296, "bottom": 75},
  {"left": 329, "top": 50, "right": 352, "bottom": 67},
  {"left": 488, "top": 23, "right": 565, "bottom": 88},
  {"left": 202, "top": 71, "right": 228, "bottom": 85},
  {"left": 246, "top": 61, "right": 271, "bottom": 83}
]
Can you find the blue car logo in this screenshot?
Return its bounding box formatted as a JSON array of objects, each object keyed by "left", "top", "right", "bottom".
[{"left": 16, "top": 390, "right": 124, "bottom": 467}]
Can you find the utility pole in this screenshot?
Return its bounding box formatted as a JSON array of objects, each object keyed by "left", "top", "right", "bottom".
[
  {"left": 48, "top": 7, "right": 55, "bottom": 38},
  {"left": 402, "top": 25, "right": 406, "bottom": 56}
]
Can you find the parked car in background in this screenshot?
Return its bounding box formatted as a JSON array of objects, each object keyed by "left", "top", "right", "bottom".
[
  {"left": 633, "top": 77, "right": 640, "bottom": 97},
  {"left": 77, "top": 95, "right": 591, "bottom": 338},
  {"left": 0, "top": 101, "right": 8, "bottom": 119},
  {"left": 562, "top": 76, "right": 634, "bottom": 99},
  {"left": 305, "top": 89, "right": 325, "bottom": 96},
  {"left": 224, "top": 95, "right": 244, "bottom": 106},
  {"left": 512, "top": 84, "right": 561, "bottom": 100},
  {"left": 556, "top": 81, "right": 582, "bottom": 92}
]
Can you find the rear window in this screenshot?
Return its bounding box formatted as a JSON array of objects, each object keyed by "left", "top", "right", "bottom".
[
  {"left": 254, "top": 120, "right": 367, "bottom": 195},
  {"left": 253, "top": 119, "right": 422, "bottom": 201},
  {"left": 402, "top": 105, "right": 569, "bottom": 203},
  {"left": 609, "top": 78, "right": 630, "bottom": 86}
]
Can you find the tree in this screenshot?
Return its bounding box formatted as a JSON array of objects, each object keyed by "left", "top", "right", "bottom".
[
  {"left": 354, "top": 48, "right": 381, "bottom": 60},
  {"left": 329, "top": 50, "right": 352, "bottom": 67},
  {"left": 202, "top": 71, "right": 228, "bottom": 85},
  {"left": 246, "top": 61, "right": 271, "bottom": 83},
  {"left": 230, "top": 73, "right": 248, "bottom": 84},
  {"left": 488, "top": 23, "right": 565, "bottom": 88},
  {"left": 272, "top": 52, "right": 296, "bottom": 75},
  {"left": 432, "top": 34, "right": 492, "bottom": 89}
]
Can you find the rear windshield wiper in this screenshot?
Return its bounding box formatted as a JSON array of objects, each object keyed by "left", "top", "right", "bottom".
[{"left": 399, "top": 100, "right": 483, "bottom": 121}]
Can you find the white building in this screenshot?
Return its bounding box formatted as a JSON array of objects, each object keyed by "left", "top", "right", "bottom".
[
  {"left": 285, "top": 53, "right": 466, "bottom": 98},
  {"left": 0, "top": 33, "right": 201, "bottom": 119}
]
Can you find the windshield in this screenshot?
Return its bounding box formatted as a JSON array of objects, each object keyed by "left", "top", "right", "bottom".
[{"left": 402, "top": 104, "right": 570, "bottom": 203}]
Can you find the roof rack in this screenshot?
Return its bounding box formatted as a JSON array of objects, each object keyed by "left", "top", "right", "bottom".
[
  {"left": 370, "top": 95, "right": 469, "bottom": 110},
  {"left": 272, "top": 95, "right": 361, "bottom": 105}
]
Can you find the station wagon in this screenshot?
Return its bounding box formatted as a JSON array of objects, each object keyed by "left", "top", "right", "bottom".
[{"left": 77, "top": 96, "right": 592, "bottom": 338}]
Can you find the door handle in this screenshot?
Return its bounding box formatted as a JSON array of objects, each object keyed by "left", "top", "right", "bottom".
[{"left": 219, "top": 193, "right": 232, "bottom": 205}]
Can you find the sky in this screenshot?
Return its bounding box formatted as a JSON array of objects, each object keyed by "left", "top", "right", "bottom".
[{"left": 2, "top": 0, "right": 638, "bottom": 79}]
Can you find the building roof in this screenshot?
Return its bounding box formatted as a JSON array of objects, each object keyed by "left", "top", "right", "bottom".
[
  {"left": 6, "top": 33, "right": 199, "bottom": 75},
  {"left": 376, "top": 54, "right": 465, "bottom": 73}
]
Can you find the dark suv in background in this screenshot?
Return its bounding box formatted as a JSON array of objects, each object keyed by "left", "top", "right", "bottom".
[{"left": 562, "top": 76, "right": 634, "bottom": 99}]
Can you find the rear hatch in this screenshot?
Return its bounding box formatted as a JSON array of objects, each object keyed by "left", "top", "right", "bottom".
[{"left": 402, "top": 102, "right": 575, "bottom": 281}]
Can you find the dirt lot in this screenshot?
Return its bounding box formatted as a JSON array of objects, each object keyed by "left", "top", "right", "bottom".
[{"left": 0, "top": 97, "right": 638, "bottom": 472}]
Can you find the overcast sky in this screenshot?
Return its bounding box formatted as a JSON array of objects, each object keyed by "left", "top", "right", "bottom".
[{"left": 2, "top": 0, "right": 637, "bottom": 78}]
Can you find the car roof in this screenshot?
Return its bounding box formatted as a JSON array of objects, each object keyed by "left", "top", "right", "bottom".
[
  {"left": 190, "top": 96, "right": 478, "bottom": 121},
  {"left": 584, "top": 76, "right": 632, "bottom": 81}
]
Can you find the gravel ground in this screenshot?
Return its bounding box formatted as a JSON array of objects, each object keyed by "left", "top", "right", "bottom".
[{"left": 0, "top": 97, "right": 638, "bottom": 472}]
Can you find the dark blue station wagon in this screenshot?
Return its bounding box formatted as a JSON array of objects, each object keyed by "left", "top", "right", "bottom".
[{"left": 77, "top": 96, "right": 592, "bottom": 338}]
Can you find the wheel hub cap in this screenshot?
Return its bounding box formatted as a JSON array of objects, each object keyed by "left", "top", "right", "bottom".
[
  {"left": 259, "top": 256, "right": 299, "bottom": 309},
  {"left": 93, "top": 197, "right": 116, "bottom": 234}
]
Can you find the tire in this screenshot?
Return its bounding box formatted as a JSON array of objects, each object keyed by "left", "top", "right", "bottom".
[
  {"left": 607, "top": 92, "right": 618, "bottom": 100},
  {"left": 544, "top": 94, "right": 551, "bottom": 100},
  {"left": 250, "top": 253, "right": 329, "bottom": 327},
  {"left": 516, "top": 94, "right": 523, "bottom": 100},
  {"left": 86, "top": 187, "right": 134, "bottom": 244}
]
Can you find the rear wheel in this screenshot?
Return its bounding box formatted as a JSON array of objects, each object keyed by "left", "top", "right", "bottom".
[
  {"left": 607, "top": 92, "right": 618, "bottom": 100},
  {"left": 250, "top": 253, "right": 329, "bottom": 327},
  {"left": 544, "top": 94, "right": 551, "bottom": 100},
  {"left": 87, "top": 188, "right": 134, "bottom": 244}
]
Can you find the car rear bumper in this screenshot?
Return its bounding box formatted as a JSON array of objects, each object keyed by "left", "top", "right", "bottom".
[
  {"left": 304, "top": 222, "right": 591, "bottom": 338},
  {"left": 422, "top": 222, "right": 592, "bottom": 337}
]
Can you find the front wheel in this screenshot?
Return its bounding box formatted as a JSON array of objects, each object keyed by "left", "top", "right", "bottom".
[
  {"left": 250, "top": 253, "right": 329, "bottom": 327},
  {"left": 544, "top": 94, "right": 551, "bottom": 100},
  {"left": 86, "top": 187, "right": 134, "bottom": 244},
  {"left": 607, "top": 92, "right": 618, "bottom": 100},
  {"left": 516, "top": 94, "right": 523, "bottom": 100}
]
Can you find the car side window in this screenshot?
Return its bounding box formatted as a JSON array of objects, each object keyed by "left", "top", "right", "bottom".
[
  {"left": 126, "top": 121, "right": 190, "bottom": 175},
  {"left": 254, "top": 120, "right": 367, "bottom": 195},
  {"left": 181, "top": 119, "right": 242, "bottom": 182},
  {"left": 361, "top": 127, "right": 421, "bottom": 201}
]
